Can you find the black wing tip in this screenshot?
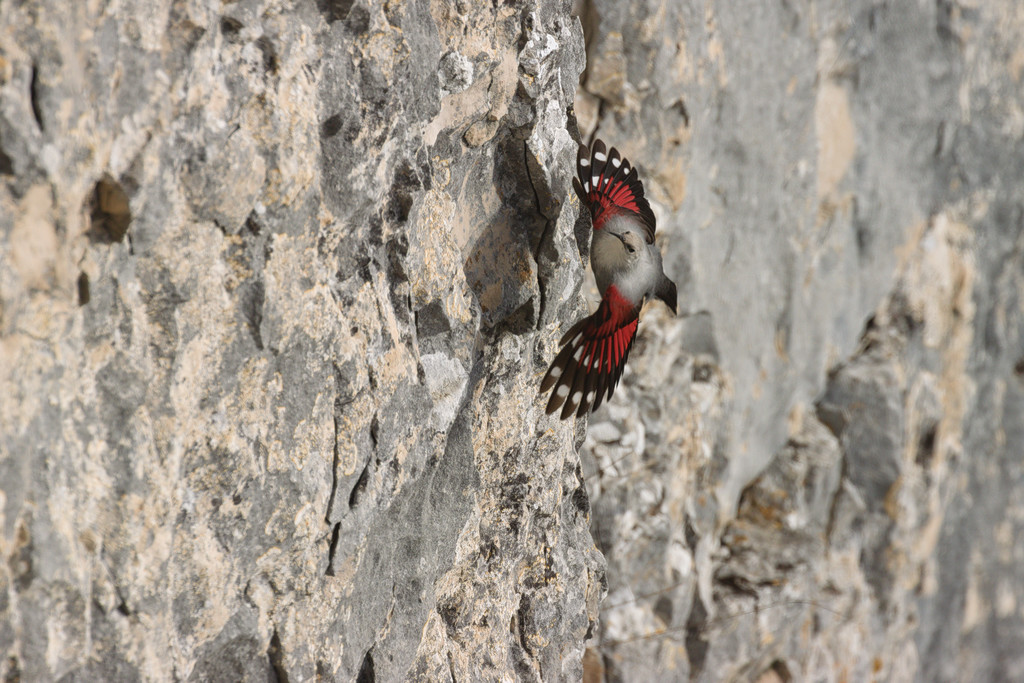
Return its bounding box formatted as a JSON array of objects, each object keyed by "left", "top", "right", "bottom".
[
  {"left": 546, "top": 392, "right": 564, "bottom": 416},
  {"left": 572, "top": 176, "right": 586, "bottom": 203},
  {"left": 559, "top": 397, "right": 576, "bottom": 420},
  {"left": 623, "top": 167, "right": 657, "bottom": 234},
  {"left": 542, "top": 328, "right": 584, "bottom": 420}
]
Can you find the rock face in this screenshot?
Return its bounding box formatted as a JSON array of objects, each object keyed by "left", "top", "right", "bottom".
[
  {"left": 1, "top": 1, "right": 598, "bottom": 681},
  {"left": 578, "top": 1, "right": 1024, "bottom": 681},
  {"left": 1, "top": 1, "right": 1022, "bottom": 683}
]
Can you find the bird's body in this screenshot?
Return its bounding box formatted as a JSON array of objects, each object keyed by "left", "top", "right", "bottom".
[
  {"left": 541, "top": 140, "right": 677, "bottom": 419},
  {"left": 591, "top": 212, "right": 671, "bottom": 305}
]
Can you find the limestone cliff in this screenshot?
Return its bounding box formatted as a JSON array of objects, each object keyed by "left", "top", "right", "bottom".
[
  {"left": 1, "top": 1, "right": 1023, "bottom": 682},
  {"left": 579, "top": 1, "right": 1024, "bottom": 681}
]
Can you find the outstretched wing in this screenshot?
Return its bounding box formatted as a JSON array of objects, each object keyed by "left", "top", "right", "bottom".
[
  {"left": 540, "top": 285, "right": 640, "bottom": 420},
  {"left": 572, "top": 139, "right": 656, "bottom": 243}
]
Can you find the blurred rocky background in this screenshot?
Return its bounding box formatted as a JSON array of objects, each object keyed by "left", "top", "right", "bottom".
[
  {"left": 0, "top": 0, "right": 1021, "bottom": 681},
  {"left": 578, "top": 1, "right": 1024, "bottom": 681}
]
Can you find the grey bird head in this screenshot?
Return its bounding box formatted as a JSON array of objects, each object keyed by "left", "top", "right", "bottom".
[
  {"left": 592, "top": 221, "right": 678, "bottom": 315},
  {"left": 620, "top": 228, "right": 677, "bottom": 315},
  {"left": 613, "top": 229, "right": 645, "bottom": 265}
]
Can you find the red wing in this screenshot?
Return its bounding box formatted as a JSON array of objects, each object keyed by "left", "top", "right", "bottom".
[
  {"left": 572, "top": 139, "right": 656, "bottom": 243},
  {"left": 540, "top": 288, "right": 640, "bottom": 420}
]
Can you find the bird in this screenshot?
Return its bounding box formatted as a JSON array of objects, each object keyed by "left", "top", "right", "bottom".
[{"left": 540, "top": 139, "right": 677, "bottom": 420}]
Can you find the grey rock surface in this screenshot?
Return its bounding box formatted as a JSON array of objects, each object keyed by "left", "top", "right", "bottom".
[
  {"left": 2, "top": 0, "right": 1023, "bottom": 681},
  {"left": 1, "top": 1, "right": 599, "bottom": 681},
  {"left": 578, "top": 0, "right": 1024, "bottom": 681}
]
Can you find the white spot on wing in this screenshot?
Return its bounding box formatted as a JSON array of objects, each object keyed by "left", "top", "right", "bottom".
[
  {"left": 583, "top": 181, "right": 589, "bottom": 192},
  {"left": 580, "top": 157, "right": 590, "bottom": 167},
  {"left": 594, "top": 151, "right": 607, "bottom": 162},
  {"left": 592, "top": 175, "right": 599, "bottom": 187},
  {"left": 548, "top": 365, "right": 562, "bottom": 379},
  {"left": 586, "top": 390, "right": 595, "bottom": 404},
  {"left": 611, "top": 157, "right": 621, "bottom": 168},
  {"left": 572, "top": 390, "right": 583, "bottom": 404},
  {"left": 573, "top": 346, "right": 584, "bottom": 361},
  {"left": 556, "top": 385, "right": 569, "bottom": 398}
]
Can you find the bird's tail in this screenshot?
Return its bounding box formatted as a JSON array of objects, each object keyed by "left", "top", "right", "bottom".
[{"left": 656, "top": 277, "right": 677, "bottom": 314}]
